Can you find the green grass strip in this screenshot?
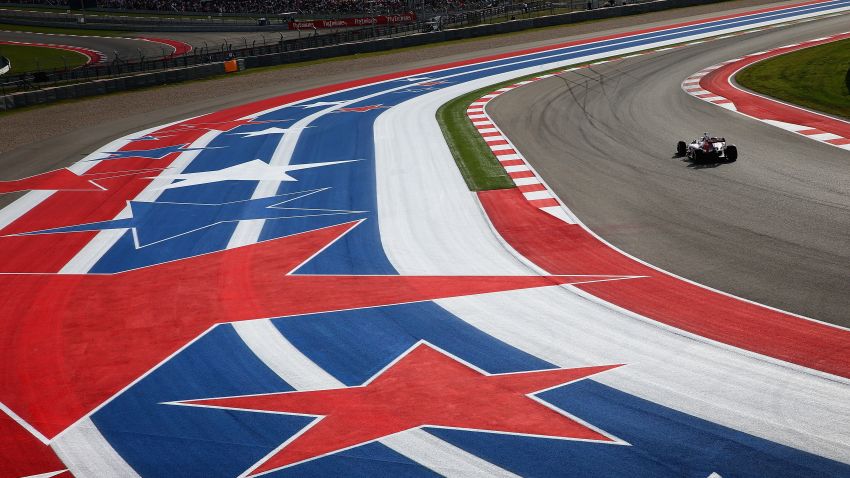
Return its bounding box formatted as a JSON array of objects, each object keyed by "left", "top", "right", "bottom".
[
  {"left": 0, "top": 44, "right": 89, "bottom": 74},
  {"left": 736, "top": 38, "right": 850, "bottom": 119},
  {"left": 437, "top": 62, "right": 602, "bottom": 191},
  {"left": 437, "top": 85, "right": 517, "bottom": 191}
]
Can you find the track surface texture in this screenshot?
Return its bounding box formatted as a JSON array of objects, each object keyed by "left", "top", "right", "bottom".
[
  {"left": 489, "top": 14, "right": 850, "bottom": 326},
  {"left": 2, "top": 2, "right": 850, "bottom": 476},
  {"left": 0, "top": 30, "right": 165, "bottom": 60}
]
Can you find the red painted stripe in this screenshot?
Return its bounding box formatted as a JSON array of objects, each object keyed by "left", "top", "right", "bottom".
[
  {"left": 825, "top": 137, "right": 850, "bottom": 145},
  {"left": 527, "top": 198, "right": 560, "bottom": 207},
  {"left": 478, "top": 188, "right": 850, "bottom": 378},
  {"left": 0, "top": 0, "right": 844, "bottom": 469},
  {"left": 0, "top": 40, "right": 104, "bottom": 64},
  {"left": 0, "top": 221, "right": 605, "bottom": 439},
  {"left": 518, "top": 183, "right": 548, "bottom": 193},
  {"left": 500, "top": 159, "right": 526, "bottom": 167},
  {"left": 479, "top": 131, "right": 503, "bottom": 137},
  {"left": 508, "top": 170, "right": 536, "bottom": 179},
  {"left": 797, "top": 128, "right": 823, "bottom": 135},
  {"left": 0, "top": 413, "right": 66, "bottom": 478},
  {"left": 494, "top": 149, "right": 519, "bottom": 156},
  {"left": 700, "top": 31, "right": 850, "bottom": 140},
  {"left": 486, "top": 139, "right": 510, "bottom": 146},
  {"left": 137, "top": 36, "right": 193, "bottom": 57}
]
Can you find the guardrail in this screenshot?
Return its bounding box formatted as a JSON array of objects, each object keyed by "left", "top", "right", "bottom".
[
  {"left": 0, "top": 0, "right": 723, "bottom": 110},
  {"left": 0, "top": 0, "right": 568, "bottom": 89},
  {"left": 0, "top": 6, "right": 293, "bottom": 26}
]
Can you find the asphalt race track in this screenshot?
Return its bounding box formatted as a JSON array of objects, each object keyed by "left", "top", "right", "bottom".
[
  {"left": 489, "top": 13, "right": 850, "bottom": 327},
  {"left": 2, "top": 1, "right": 849, "bottom": 477},
  {"left": 0, "top": 30, "right": 169, "bottom": 61},
  {"left": 0, "top": 29, "right": 342, "bottom": 62}
]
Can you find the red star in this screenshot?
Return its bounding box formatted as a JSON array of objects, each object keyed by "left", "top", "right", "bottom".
[
  {"left": 0, "top": 220, "right": 637, "bottom": 440},
  {"left": 417, "top": 81, "right": 449, "bottom": 86},
  {"left": 0, "top": 168, "right": 168, "bottom": 195},
  {"left": 0, "top": 168, "right": 104, "bottom": 195},
  {"left": 175, "top": 343, "right": 622, "bottom": 476},
  {"left": 157, "top": 119, "right": 290, "bottom": 135},
  {"left": 336, "top": 105, "right": 388, "bottom": 113}
]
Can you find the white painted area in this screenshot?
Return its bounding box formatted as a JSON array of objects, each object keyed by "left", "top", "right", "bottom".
[
  {"left": 522, "top": 190, "right": 552, "bottom": 200},
  {"left": 433, "top": 288, "right": 850, "bottom": 464},
  {"left": 540, "top": 205, "right": 577, "bottom": 223},
  {"left": 4, "top": 2, "right": 850, "bottom": 472},
  {"left": 51, "top": 417, "right": 141, "bottom": 478},
  {"left": 234, "top": 322, "right": 522, "bottom": 474},
  {"left": 0, "top": 121, "right": 171, "bottom": 236},
  {"left": 504, "top": 164, "right": 531, "bottom": 173},
  {"left": 153, "top": 158, "right": 356, "bottom": 191},
  {"left": 381, "top": 428, "right": 521, "bottom": 477},
  {"left": 496, "top": 153, "right": 523, "bottom": 161},
  {"left": 227, "top": 103, "right": 345, "bottom": 249},
  {"left": 373, "top": 8, "right": 850, "bottom": 467},
  {"left": 232, "top": 320, "right": 342, "bottom": 390},
  {"left": 513, "top": 176, "right": 542, "bottom": 186},
  {"left": 805, "top": 132, "right": 842, "bottom": 141},
  {"left": 59, "top": 129, "right": 222, "bottom": 274},
  {"left": 21, "top": 471, "right": 68, "bottom": 478},
  {"left": 489, "top": 144, "right": 515, "bottom": 151}
]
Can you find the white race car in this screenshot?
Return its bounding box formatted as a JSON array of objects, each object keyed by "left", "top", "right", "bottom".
[{"left": 677, "top": 133, "right": 738, "bottom": 162}]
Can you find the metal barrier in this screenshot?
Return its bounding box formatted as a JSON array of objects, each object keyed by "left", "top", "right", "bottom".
[
  {"left": 0, "top": 0, "right": 595, "bottom": 92},
  {"left": 0, "top": 0, "right": 702, "bottom": 102}
]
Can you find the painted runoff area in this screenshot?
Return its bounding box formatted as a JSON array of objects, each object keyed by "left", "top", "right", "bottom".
[{"left": 1, "top": 1, "right": 849, "bottom": 477}]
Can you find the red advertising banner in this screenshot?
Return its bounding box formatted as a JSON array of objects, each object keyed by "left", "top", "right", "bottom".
[{"left": 289, "top": 13, "right": 416, "bottom": 30}]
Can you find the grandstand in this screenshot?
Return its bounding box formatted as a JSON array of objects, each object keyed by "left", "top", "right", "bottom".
[{"left": 1, "top": 0, "right": 494, "bottom": 15}]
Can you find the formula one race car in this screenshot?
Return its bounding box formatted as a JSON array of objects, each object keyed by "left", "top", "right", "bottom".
[{"left": 676, "top": 133, "right": 738, "bottom": 162}]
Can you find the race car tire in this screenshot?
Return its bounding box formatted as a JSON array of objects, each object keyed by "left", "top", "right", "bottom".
[
  {"left": 676, "top": 141, "right": 687, "bottom": 156},
  {"left": 725, "top": 145, "right": 738, "bottom": 161},
  {"left": 693, "top": 149, "right": 704, "bottom": 163}
]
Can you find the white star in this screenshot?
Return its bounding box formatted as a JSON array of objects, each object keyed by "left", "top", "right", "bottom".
[
  {"left": 150, "top": 158, "right": 360, "bottom": 190},
  {"left": 297, "top": 101, "right": 346, "bottom": 109},
  {"left": 403, "top": 76, "right": 431, "bottom": 82},
  {"left": 231, "top": 126, "right": 313, "bottom": 138}
]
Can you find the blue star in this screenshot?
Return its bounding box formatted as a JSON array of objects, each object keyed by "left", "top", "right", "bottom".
[
  {"left": 93, "top": 144, "right": 222, "bottom": 161},
  {"left": 10, "top": 189, "right": 366, "bottom": 248}
]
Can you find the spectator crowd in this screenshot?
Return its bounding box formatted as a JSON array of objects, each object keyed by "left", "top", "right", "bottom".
[{"left": 6, "top": 0, "right": 491, "bottom": 15}]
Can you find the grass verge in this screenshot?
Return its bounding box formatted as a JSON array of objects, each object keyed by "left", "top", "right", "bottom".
[
  {"left": 736, "top": 38, "right": 850, "bottom": 119},
  {"left": 0, "top": 44, "right": 89, "bottom": 74},
  {"left": 437, "top": 85, "right": 516, "bottom": 191},
  {"left": 436, "top": 63, "right": 587, "bottom": 191}
]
